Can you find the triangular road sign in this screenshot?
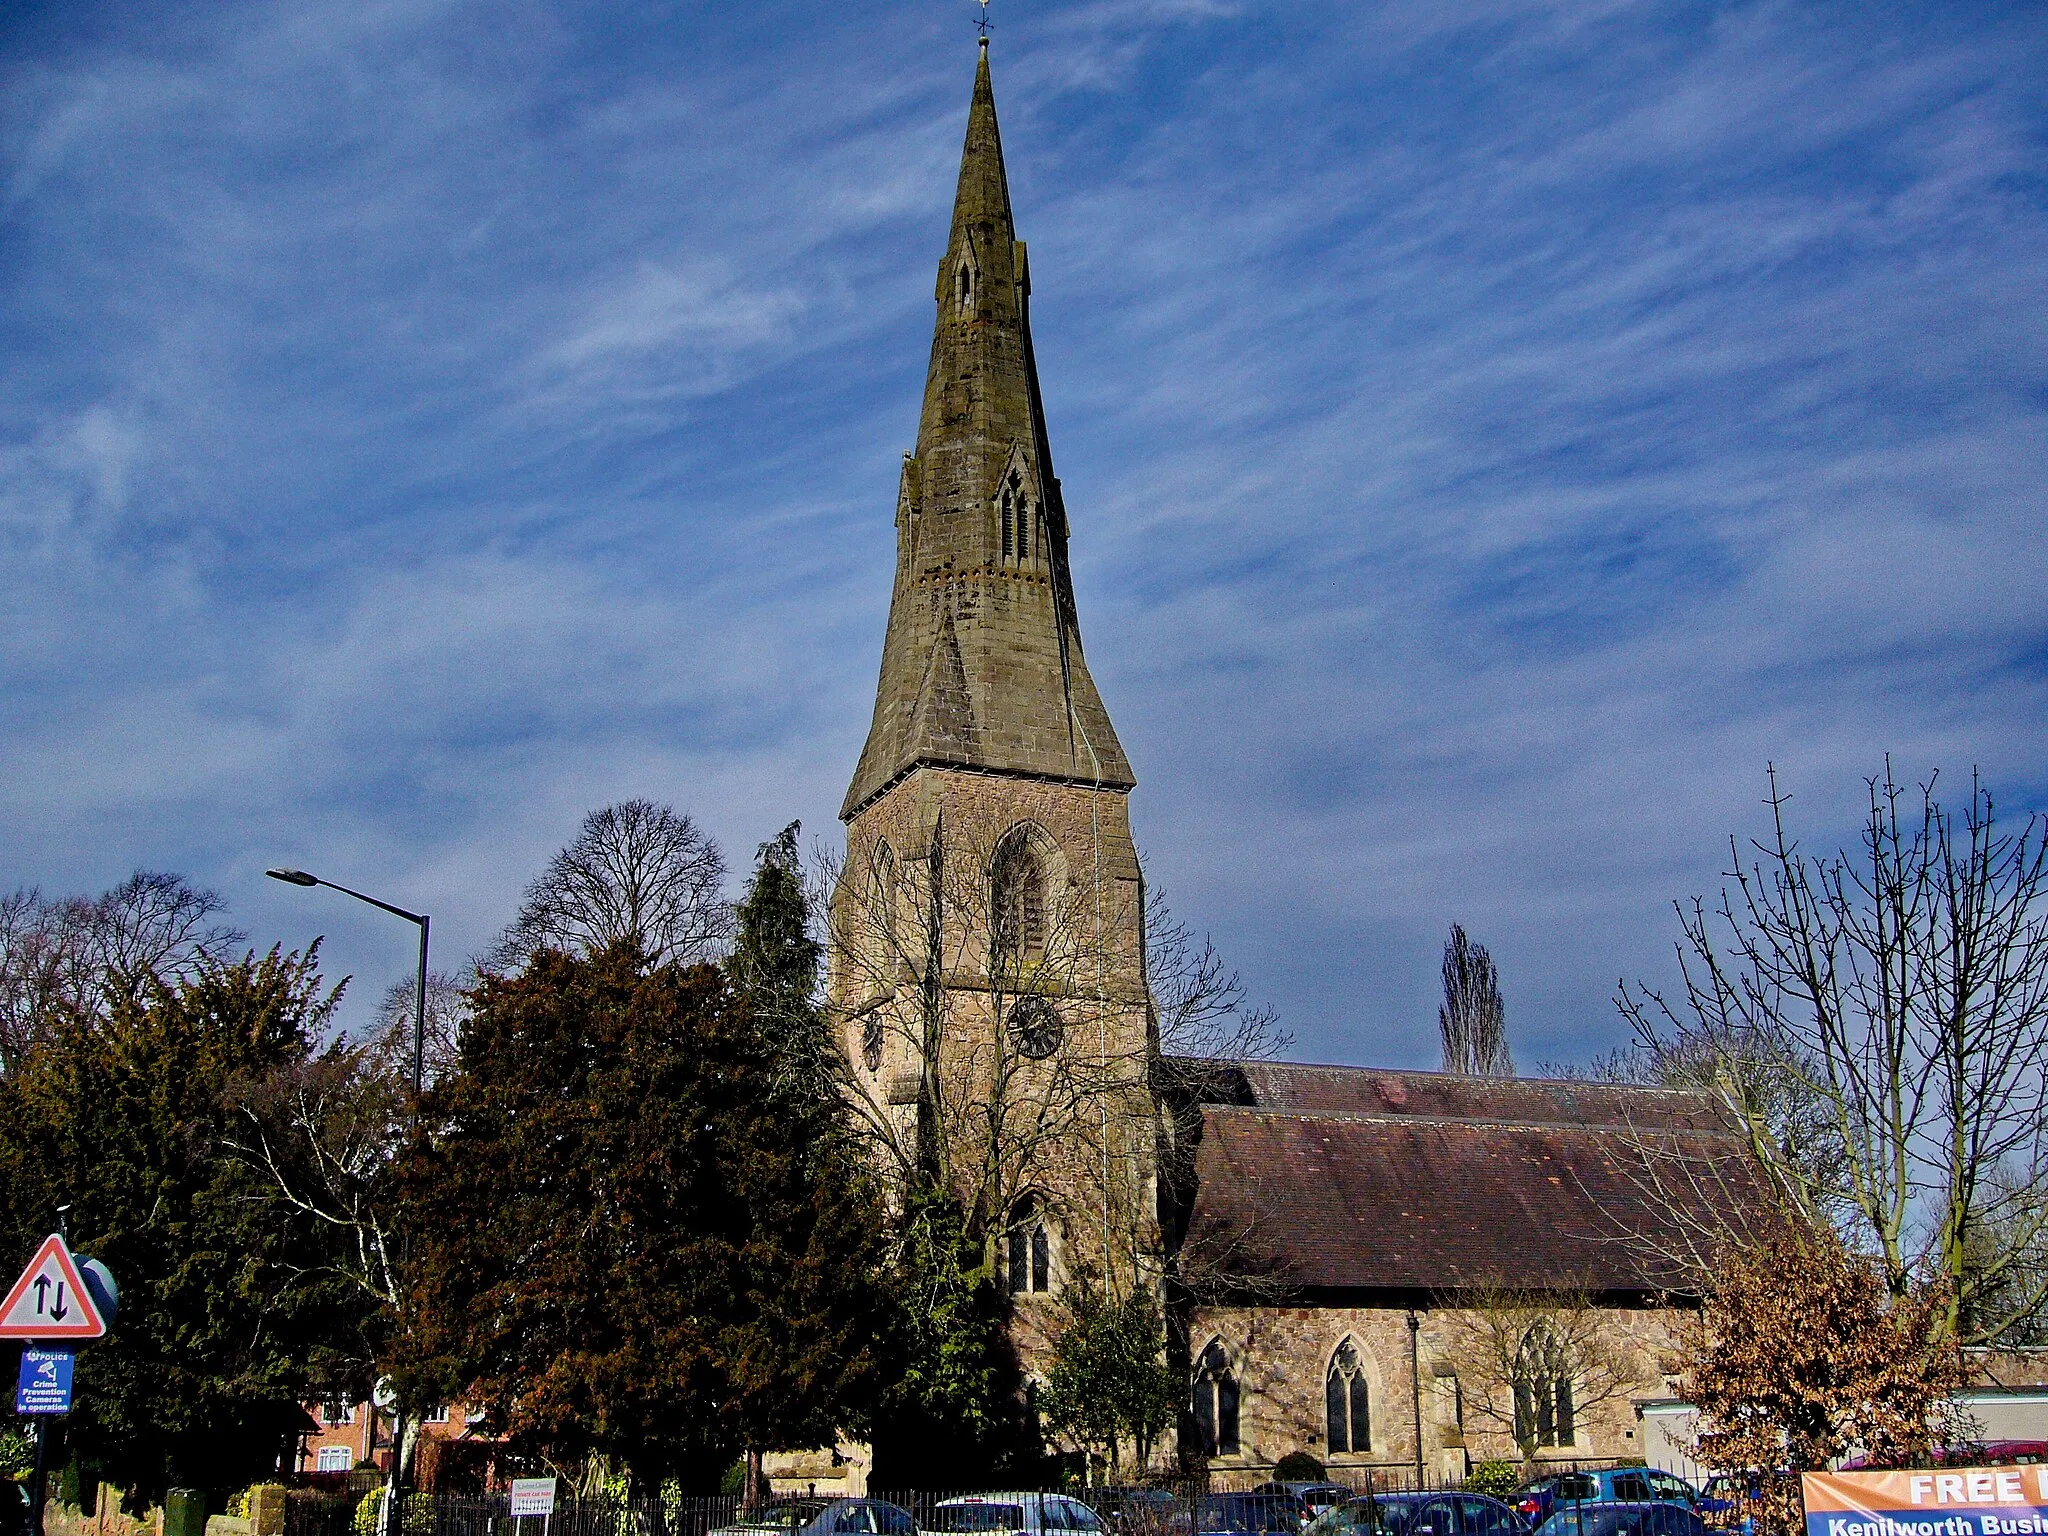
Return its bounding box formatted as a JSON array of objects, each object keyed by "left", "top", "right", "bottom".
[{"left": 0, "top": 1234, "right": 107, "bottom": 1340}]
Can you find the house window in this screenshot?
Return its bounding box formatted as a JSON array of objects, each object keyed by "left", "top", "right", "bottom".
[
  {"left": 1007, "top": 1199, "right": 1051, "bottom": 1294},
  {"left": 1514, "top": 1325, "right": 1576, "bottom": 1448},
  {"left": 1326, "top": 1338, "right": 1370, "bottom": 1454},
  {"left": 991, "top": 830, "right": 1045, "bottom": 968},
  {"left": 423, "top": 1405, "right": 450, "bottom": 1424},
  {"left": 316, "top": 1447, "right": 350, "bottom": 1473},
  {"left": 1192, "top": 1339, "right": 1240, "bottom": 1457},
  {"left": 321, "top": 1401, "right": 354, "bottom": 1426}
]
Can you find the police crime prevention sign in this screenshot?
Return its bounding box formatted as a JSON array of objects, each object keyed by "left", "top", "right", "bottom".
[
  {"left": 15, "top": 1349, "right": 73, "bottom": 1415},
  {"left": 1804, "top": 1468, "right": 2048, "bottom": 1536}
]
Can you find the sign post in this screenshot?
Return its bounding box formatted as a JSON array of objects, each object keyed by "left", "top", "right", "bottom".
[
  {"left": 510, "top": 1478, "right": 558, "bottom": 1536},
  {"left": 2, "top": 1233, "right": 113, "bottom": 1536}
]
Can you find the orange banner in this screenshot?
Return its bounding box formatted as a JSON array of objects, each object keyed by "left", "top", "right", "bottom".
[{"left": 1803, "top": 1469, "right": 2048, "bottom": 1536}]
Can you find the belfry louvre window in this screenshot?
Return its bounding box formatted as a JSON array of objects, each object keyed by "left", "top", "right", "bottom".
[
  {"left": 991, "top": 831, "right": 1045, "bottom": 965},
  {"left": 999, "top": 473, "right": 1026, "bottom": 562},
  {"left": 1514, "top": 1324, "right": 1576, "bottom": 1448},
  {"left": 1007, "top": 1199, "right": 1050, "bottom": 1294},
  {"left": 1192, "top": 1339, "right": 1240, "bottom": 1457},
  {"left": 1326, "top": 1339, "right": 1370, "bottom": 1453}
]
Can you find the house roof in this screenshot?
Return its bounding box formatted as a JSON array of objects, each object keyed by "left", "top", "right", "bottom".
[{"left": 1170, "top": 1060, "right": 1757, "bottom": 1297}]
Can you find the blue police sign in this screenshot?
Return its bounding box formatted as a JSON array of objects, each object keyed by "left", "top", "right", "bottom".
[{"left": 16, "top": 1348, "right": 73, "bottom": 1415}]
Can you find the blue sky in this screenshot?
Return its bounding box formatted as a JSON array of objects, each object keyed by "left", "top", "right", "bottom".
[{"left": 3, "top": 0, "right": 2044, "bottom": 1069}]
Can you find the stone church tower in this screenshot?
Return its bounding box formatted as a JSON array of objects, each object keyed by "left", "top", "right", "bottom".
[{"left": 831, "top": 40, "right": 1155, "bottom": 1359}]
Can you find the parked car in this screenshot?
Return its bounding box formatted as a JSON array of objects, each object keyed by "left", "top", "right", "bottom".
[
  {"left": 1533, "top": 1503, "right": 1705, "bottom": 1536},
  {"left": 710, "top": 1499, "right": 921, "bottom": 1536},
  {"left": 1696, "top": 1478, "right": 1753, "bottom": 1532},
  {"left": 1304, "top": 1492, "right": 1525, "bottom": 1536},
  {"left": 930, "top": 1496, "right": 1106, "bottom": 1536},
  {"left": 1252, "top": 1485, "right": 1355, "bottom": 1529},
  {"left": 1093, "top": 1491, "right": 1178, "bottom": 1536},
  {"left": 1840, "top": 1442, "right": 2048, "bottom": 1471},
  {"left": 1514, "top": 1470, "right": 1702, "bottom": 1528},
  {"left": 1195, "top": 1494, "right": 1306, "bottom": 1536}
]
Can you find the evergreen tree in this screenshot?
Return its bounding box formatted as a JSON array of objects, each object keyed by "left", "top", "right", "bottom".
[
  {"left": 396, "top": 941, "right": 894, "bottom": 1490},
  {"left": 1036, "top": 1273, "right": 1177, "bottom": 1480},
  {"left": 0, "top": 947, "right": 376, "bottom": 1505},
  {"left": 728, "top": 822, "right": 827, "bottom": 1097},
  {"left": 868, "top": 1188, "right": 1035, "bottom": 1487}
]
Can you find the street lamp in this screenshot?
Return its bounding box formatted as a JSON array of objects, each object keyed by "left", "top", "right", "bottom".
[{"left": 266, "top": 866, "right": 427, "bottom": 1536}]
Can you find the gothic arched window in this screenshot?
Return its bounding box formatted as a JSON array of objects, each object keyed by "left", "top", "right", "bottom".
[
  {"left": 956, "top": 261, "right": 974, "bottom": 316},
  {"left": 1192, "top": 1339, "right": 1240, "bottom": 1457},
  {"left": 1514, "top": 1324, "right": 1576, "bottom": 1448},
  {"left": 998, "top": 472, "right": 1027, "bottom": 563},
  {"left": 1326, "top": 1338, "right": 1371, "bottom": 1454},
  {"left": 991, "top": 829, "right": 1045, "bottom": 969},
  {"left": 1006, "top": 1197, "right": 1050, "bottom": 1294},
  {"left": 870, "top": 840, "right": 898, "bottom": 955}
]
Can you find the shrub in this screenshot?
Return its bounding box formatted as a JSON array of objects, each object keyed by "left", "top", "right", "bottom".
[
  {"left": 352, "top": 1490, "right": 432, "bottom": 1536},
  {"left": 1274, "top": 1452, "right": 1327, "bottom": 1482},
  {"left": 1465, "top": 1462, "right": 1519, "bottom": 1500}
]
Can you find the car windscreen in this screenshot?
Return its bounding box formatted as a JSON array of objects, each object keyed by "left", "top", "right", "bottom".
[
  {"left": 1310, "top": 1501, "right": 1421, "bottom": 1536},
  {"left": 929, "top": 1509, "right": 1026, "bottom": 1533},
  {"left": 1200, "top": 1498, "right": 1302, "bottom": 1533},
  {"left": 758, "top": 1505, "right": 834, "bottom": 1532}
]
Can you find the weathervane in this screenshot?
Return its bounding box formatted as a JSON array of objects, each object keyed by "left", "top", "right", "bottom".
[{"left": 975, "top": 0, "right": 991, "bottom": 40}]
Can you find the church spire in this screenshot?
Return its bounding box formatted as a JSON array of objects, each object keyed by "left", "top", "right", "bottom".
[{"left": 842, "top": 42, "right": 1133, "bottom": 821}]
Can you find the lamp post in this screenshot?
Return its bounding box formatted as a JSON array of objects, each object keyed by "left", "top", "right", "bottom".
[{"left": 266, "top": 867, "right": 427, "bottom": 1536}]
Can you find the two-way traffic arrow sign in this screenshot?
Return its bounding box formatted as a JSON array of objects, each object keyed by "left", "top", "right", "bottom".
[{"left": 0, "top": 1235, "right": 107, "bottom": 1341}]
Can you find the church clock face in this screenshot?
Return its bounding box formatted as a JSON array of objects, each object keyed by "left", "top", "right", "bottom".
[{"left": 1008, "top": 995, "right": 1064, "bottom": 1060}]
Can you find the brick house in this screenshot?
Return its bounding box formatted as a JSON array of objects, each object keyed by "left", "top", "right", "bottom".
[{"left": 296, "top": 1399, "right": 503, "bottom": 1488}]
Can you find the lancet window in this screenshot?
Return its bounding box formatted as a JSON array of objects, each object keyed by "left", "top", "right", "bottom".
[
  {"left": 1191, "top": 1339, "right": 1241, "bottom": 1457},
  {"left": 1514, "top": 1324, "right": 1576, "bottom": 1448},
  {"left": 991, "top": 828, "right": 1045, "bottom": 967},
  {"left": 1326, "top": 1338, "right": 1371, "bottom": 1453},
  {"left": 1006, "top": 1197, "right": 1051, "bottom": 1294}
]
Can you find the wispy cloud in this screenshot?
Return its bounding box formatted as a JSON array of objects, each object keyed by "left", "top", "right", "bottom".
[{"left": 0, "top": 0, "right": 2041, "bottom": 1062}]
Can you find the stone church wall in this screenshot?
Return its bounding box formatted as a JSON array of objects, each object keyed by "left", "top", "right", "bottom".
[{"left": 1186, "top": 1300, "right": 1686, "bottom": 1480}]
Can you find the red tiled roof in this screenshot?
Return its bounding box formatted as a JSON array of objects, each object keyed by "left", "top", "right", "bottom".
[{"left": 1173, "top": 1061, "right": 1755, "bottom": 1296}]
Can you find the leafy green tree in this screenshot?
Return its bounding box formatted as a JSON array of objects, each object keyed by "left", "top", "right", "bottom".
[
  {"left": 1035, "top": 1273, "right": 1177, "bottom": 1481},
  {"left": 0, "top": 946, "right": 375, "bottom": 1503},
  {"left": 395, "top": 940, "right": 894, "bottom": 1490},
  {"left": 868, "top": 1187, "right": 1035, "bottom": 1485}
]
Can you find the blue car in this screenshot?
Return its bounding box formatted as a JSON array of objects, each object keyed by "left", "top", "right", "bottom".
[
  {"left": 1515, "top": 1471, "right": 1706, "bottom": 1529},
  {"left": 1534, "top": 1504, "right": 1705, "bottom": 1536},
  {"left": 1304, "top": 1492, "right": 1526, "bottom": 1536}
]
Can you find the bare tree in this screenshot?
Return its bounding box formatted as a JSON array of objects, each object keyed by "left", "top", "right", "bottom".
[
  {"left": 1440, "top": 924, "right": 1512, "bottom": 1076},
  {"left": 1618, "top": 762, "right": 2048, "bottom": 1344},
  {"left": 1, "top": 870, "right": 243, "bottom": 1074},
  {"left": 373, "top": 970, "right": 470, "bottom": 1089},
  {"left": 1146, "top": 881, "right": 1291, "bottom": 1064},
  {"left": 1437, "top": 1285, "right": 1644, "bottom": 1472},
  {"left": 486, "top": 799, "right": 731, "bottom": 972}
]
